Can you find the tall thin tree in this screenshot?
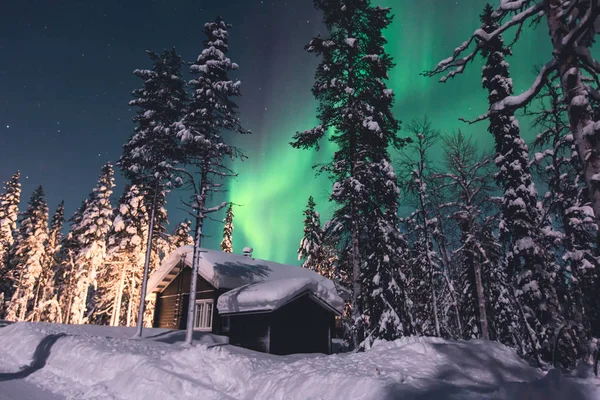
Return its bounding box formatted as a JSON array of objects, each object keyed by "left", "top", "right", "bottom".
[
  {"left": 119, "top": 48, "right": 188, "bottom": 338},
  {"left": 175, "top": 17, "right": 249, "bottom": 345},
  {"left": 291, "top": 0, "right": 413, "bottom": 348}
]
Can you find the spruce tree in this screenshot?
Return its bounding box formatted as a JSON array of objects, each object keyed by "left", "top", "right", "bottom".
[
  {"left": 220, "top": 204, "right": 234, "bottom": 253},
  {"left": 4, "top": 186, "right": 49, "bottom": 321},
  {"left": 33, "top": 201, "right": 64, "bottom": 321},
  {"left": 119, "top": 48, "right": 187, "bottom": 336},
  {"left": 68, "top": 163, "right": 115, "bottom": 325},
  {"left": 56, "top": 200, "right": 88, "bottom": 324},
  {"left": 176, "top": 16, "right": 249, "bottom": 345},
  {"left": 171, "top": 220, "right": 194, "bottom": 249},
  {"left": 298, "top": 196, "right": 336, "bottom": 280},
  {"left": 102, "top": 185, "right": 148, "bottom": 326},
  {"left": 0, "top": 171, "right": 21, "bottom": 314},
  {"left": 291, "top": 0, "right": 413, "bottom": 348}
]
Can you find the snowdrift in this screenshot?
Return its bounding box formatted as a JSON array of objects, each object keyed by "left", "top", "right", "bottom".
[{"left": 0, "top": 322, "right": 599, "bottom": 399}]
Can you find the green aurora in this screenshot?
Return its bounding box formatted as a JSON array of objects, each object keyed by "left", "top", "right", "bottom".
[{"left": 223, "top": 0, "right": 554, "bottom": 265}]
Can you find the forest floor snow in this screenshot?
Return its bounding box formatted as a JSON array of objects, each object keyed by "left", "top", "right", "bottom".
[{"left": 0, "top": 321, "right": 599, "bottom": 399}]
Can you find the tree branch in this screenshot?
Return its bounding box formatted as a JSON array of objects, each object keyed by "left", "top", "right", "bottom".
[{"left": 490, "top": 58, "right": 558, "bottom": 112}]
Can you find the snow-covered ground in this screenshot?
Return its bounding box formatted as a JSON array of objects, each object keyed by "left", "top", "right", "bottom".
[{"left": 0, "top": 321, "right": 599, "bottom": 400}]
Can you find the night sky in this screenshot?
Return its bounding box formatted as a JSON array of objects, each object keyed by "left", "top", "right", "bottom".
[{"left": 0, "top": 0, "right": 551, "bottom": 265}]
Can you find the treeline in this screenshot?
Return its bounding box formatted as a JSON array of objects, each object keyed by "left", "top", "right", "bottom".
[
  {"left": 295, "top": 0, "right": 600, "bottom": 370},
  {"left": 0, "top": 168, "right": 194, "bottom": 326}
]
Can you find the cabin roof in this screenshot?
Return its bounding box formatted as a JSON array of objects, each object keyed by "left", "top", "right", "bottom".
[
  {"left": 146, "top": 246, "right": 343, "bottom": 313},
  {"left": 217, "top": 277, "right": 345, "bottom": 315}
]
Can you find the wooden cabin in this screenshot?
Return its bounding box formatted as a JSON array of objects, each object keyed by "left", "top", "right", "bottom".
[{"left": 146, "top": 246, "right": 344, "bottom": 355}]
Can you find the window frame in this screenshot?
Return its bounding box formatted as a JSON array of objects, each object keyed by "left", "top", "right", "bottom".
[{"left": 193, "top": 299, "right": 214, "bottom": 331}]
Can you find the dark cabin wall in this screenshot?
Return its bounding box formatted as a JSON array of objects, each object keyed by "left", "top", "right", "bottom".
[
  {"left": 227, "top": 312, "right": 271, "bottom": 353},
  {"left": 270, "top": 294, "right": 335, "bottom": 355},
  {"left": 153, "top": 266, "right": 225, "bottom": 332}
]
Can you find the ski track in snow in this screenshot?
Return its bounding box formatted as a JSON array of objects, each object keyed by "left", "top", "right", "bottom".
[{"left": 0, "top": 322, "right": 599, "bottom": 400}]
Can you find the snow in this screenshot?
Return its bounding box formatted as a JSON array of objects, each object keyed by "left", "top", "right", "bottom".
[
  {"left": 217, "top": 277, "right": 344, "bottom": 314},
  {"left": 1, "top": 322, "right": 598, "bottom": 400},
  {"left": 147, "top": 246, "right": 339, "bottom": 298}
]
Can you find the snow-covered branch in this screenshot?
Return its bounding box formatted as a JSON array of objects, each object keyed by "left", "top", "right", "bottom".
[
  {"left": 562, "top": 1, "right": 597, "bottom": 50},
  {"left": 424, "top": 2, "right": 543, "bottom": 81},
  {"left": 490, "top": 58, "right": 558, "bottom": 112}
]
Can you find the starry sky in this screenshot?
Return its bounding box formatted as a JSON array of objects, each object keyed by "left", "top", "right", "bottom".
[{"left": 0, "top": 0, "right": 552, "bottom": 265}]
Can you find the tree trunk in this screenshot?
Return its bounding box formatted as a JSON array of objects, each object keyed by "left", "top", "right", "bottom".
[
  {"left": 185, "top": 166, "right": 208, "bottom": 346},
  {"left": 127, "top": 276, "right": 135, "bottom": 327},
  {"left": 351, "top": 211, "right": 362, "bottom": 349},
  {"left": 111, "top": 267, "right": 126, "bottom": 326},
  {"left": 133, "top": 179, "right": 159, "bottom": 338},
  {"left": 31, "top": 273, "right": 44, "bottom": 322},
  {"left": 473, "top": 253, "right": 489, "bottom": 340},
  {"left": 546, "top": 0, "right": 600, "bottom": 232}
]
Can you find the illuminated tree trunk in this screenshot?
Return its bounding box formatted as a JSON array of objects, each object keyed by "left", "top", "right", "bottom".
[{"left": 111, "top": 267, "right": 126, "bottom": 326}]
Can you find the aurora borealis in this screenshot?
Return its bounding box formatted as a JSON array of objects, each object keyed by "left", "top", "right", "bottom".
[{"left": 1, "top": 0, "right": 552, "bottom": 265}]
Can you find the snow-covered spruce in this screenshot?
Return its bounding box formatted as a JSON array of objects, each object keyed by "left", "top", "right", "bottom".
[
  {"left": 98, "top": 184, "right": 148, "bottom": 327},
  {"left": 66, "top": 163, "right": 115, "bottom": 325},
  {"left": 4, "top": 186, "right": 49, "bottom": 322},
  {"left": 0, "top": 171, "right": 22, "bottom": 316},
  {"left": 32, "top": 200, "right": 65, "bottom": 322},
  {"left": 170, "top": 220, "right": 194, "bottom": 250},
  {"left": 175, "top": 16, "right": 249, "bottom": 344},
  {"left": 220, "top": 203, "right": 234, "bottom": 253},
  {"left": 292, "top": 1, "right": 414, "bottom": 348},
  {"left": 119, "top": 48, "right": 187, "bottom": 334},
  {"left": 298, "top": 196, "right": 338, "bottom": 281},
  {"left": 478, "top": 6, "right": 563, "bottom": 364}
]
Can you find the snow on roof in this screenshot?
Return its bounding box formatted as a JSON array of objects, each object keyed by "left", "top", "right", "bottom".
[
  {"left": 217, "top": 277, "right": 344, "bottom": 315},
  {"left": 147, "top": 246, "right": 343, "bottom": 314}
]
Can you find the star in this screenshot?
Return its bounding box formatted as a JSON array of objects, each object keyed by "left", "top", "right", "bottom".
[{"left": 6, "top": 125, "right": 9, "bottom": 128}]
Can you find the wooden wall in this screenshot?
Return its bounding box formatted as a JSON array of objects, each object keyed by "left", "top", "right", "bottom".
[
  {"left": 227, "top": 312, "right": 271, "bottom": 353},
  {"left": 153, "top": 266, "right": 224, "bottom": 331},
  {"left": 270, "top": 294, "right": 334, "bottom": 355}
]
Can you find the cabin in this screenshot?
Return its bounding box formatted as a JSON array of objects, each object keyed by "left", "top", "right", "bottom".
[{"left": 146, "top": 246, "right": 344, "bottom": 355}]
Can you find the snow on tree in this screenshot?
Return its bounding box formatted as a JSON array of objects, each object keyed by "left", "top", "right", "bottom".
[
  {"left": 221, "top": 204, "right": 234, "bottom": 253},
  {"left": 175, "top": 16, "right": 249, "bottom": 345},
  {"left": 529, "top": 73, "right": 599, "bottom": 368},
  {"left": 119, "top": 48, "right": 187, "bottom": 336},
  {"left": 291, "top": 0, "right": 414, "bottom": 348},
  {"left": 298, "top": 196, "right": 337, "bottom": 280},
  {"left": 0, "top": 171, "right": 21, "bottom": 315},
  {"left": 56, "top": 200, "right": 88, "bottom": 324},
  {"left": 398, "top": 118, "right": 462, "bottom": 338},
  {"left": 4, "top": 186, "right": 49, "bottom": 321},
  {"left": 171, "top": 220, "right": 194, "bottom": 249},
  {"left": 99, "top": 184, "right": 148, "bottom": 327},
  {"left": 68, "top": 163, "right": 115, "bottom": 325},
  {"left": 425, "top": 4, "right": 563, "bottom": 365},
  {"left": 433, "top": 131, "right": 501, "bottom": 340},
  {"left": 32, "top": 201, "right": 65, "bottom": 322}
]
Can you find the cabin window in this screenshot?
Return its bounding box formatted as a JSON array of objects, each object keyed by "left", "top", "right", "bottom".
[
  {"left": 194, "top": 299, "right": 213, "bottom": 331},
  {"left": 222, "top": 316, "right": 230, "bottom": 333}
]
